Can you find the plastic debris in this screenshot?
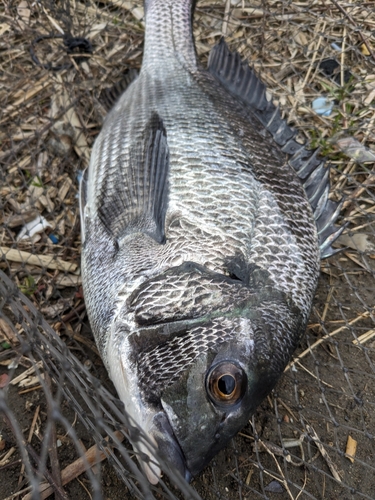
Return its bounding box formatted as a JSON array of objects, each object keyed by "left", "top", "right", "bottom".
[
  {"left": 49, "top": 234, "right": 59, "bottom": 244},
  {"left": 16, "top": 215, "right": 52, "bottom": 241},
  {"left": 76, "top": 169, "right": 84, "bottom": 183},
  {"left": 334, "top": 136, "right": 375, "bottom": 163},
  {"left": 331, "top": 42, "right": 342, "bottom": 51},
  {"left": 312, "top": 97, "right": 334, "bottom": 116},
  {"left": 265, "top": 480, "right": 284, "bottom": 493}
]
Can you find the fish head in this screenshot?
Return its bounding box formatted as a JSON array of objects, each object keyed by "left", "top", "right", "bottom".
[
  {"left": 120, "top": 263, "right": 306, "bottom": 481},
  {"left": 156, "top": 306, "right": 302, "bottom": 476},
  {"left": 134, "top": 299, "right": 303, "bottom": 480}
]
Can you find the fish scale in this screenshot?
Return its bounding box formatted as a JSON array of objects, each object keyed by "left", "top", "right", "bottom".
[{"left": 81, "top": 0, "right": 343, "bottom": 484}]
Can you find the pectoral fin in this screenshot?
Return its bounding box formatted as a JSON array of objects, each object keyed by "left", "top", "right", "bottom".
[{"left": 97, "top": 113, "right": 169, "bottom": 244}]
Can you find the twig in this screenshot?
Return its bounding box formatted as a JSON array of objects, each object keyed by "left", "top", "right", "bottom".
[
  {"left": 222, "top": 0, "right": 231, "bottom": 36},
  {"left": 18, "top": 406, "right": 40, "bottom": 485},
  {"left": 286, "top": 310, "right": 372, "bottom": 370},
  {"left": 45, "top": 373, "right": 68, "bottom": 500},
  {"left": 0, "top": 447, "right": 16, "bottom": 466},
  {"left": 306, "top": 425, "right": 341, "bottom": 482},
  {"left": 25, "top": 444, "right": 69, "bottom": 500},
  {"left": 352, "top": 329, "right": 375, "bottom": 345},
  {"left": 60, "top": 303, "right": 86, "bottom": 324},
  {"left": 22, "top": 431, "right": 125, "bottom": 500},
  {"left": 10, "top": 362, "right": 43, "bottom": 386},
  {"left": 1, "top": 247, "right": 77, "bottom": 273}
]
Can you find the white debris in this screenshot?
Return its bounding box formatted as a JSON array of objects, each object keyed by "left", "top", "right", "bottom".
[{"left": 16, "top": 215, "right": 52, "bottom": 241}]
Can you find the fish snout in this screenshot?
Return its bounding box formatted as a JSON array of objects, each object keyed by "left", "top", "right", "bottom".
[{"left": 151, "top": 411, "right": 192, "bottom": 482}]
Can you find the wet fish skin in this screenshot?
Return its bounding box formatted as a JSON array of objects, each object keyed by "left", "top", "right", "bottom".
[{"left": 80, "top": 0, "right": 331, "bottom": 483}]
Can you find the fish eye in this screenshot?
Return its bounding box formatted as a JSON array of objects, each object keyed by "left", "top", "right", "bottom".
[{"left": 206, "top": 362, "right": 247, "bottom": 407}]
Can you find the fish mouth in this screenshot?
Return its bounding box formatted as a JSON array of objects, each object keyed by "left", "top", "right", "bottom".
[{"left": 150, "top": 411, "right": 192, "bottom": 483}]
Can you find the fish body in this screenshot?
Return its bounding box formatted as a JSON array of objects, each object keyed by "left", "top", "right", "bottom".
[{"left": 80, "top": 0, "right": 342, "bottom": 483}]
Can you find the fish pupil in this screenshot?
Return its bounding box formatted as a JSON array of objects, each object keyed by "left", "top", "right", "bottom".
[{"left": 218, "top": 375, "right": 235, "bottom": 395}]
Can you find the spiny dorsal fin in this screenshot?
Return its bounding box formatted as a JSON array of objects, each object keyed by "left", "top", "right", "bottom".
[
  {"left": 208, "top": 38, "right": 344, "bottom": 259},
  {"left": 98, "top": 112, "right": 169, "bottom": 244}
]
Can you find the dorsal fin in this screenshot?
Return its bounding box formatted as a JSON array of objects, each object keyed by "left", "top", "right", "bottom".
[
  {"left": 97, "top": 112, "right": 169, "bottom": 244},
  {"left": 208, "top": 38, "right": 344, "bottom": 259}
]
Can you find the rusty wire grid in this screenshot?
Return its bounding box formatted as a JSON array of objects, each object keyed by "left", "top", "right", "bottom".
[{"left": 0, "top": 0, "right": 375, "bottom": 499}]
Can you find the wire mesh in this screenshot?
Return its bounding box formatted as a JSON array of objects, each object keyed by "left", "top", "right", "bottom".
[{"left": 0, "top": 0, "right": 375, "bottom": 499}]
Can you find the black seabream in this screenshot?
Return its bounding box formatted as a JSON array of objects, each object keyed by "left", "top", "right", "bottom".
[{"left": 80, "top": 0, "right": 343, "bottom": 484}]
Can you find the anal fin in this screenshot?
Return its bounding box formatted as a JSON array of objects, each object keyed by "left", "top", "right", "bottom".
[{"left": 99, "top": 68, "right": 139, "bottom": 112}]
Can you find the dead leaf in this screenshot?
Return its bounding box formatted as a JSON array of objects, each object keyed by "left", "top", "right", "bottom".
[
  {"left": 0, "top": 373, "right": 10, "bottom": 389},
  {"left": 17, "top": 1, "right": 30, "bottom": 29},
  {"left": 337, "top": 233, "right": 375, "bottom": 253}
]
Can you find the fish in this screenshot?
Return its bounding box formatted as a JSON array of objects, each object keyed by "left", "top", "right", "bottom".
[{"left": 80, "top": 0, "right": 344, "bottom": 484}]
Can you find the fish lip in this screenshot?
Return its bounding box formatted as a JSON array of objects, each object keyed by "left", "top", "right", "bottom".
[{"left": 151, "top": 411, "right": 192, "bottom": 482}]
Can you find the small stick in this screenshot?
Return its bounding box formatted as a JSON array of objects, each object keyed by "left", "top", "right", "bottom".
[
  {"left": 0, "top": 459, "right": 22, "bottom": 472},
  {"left": 25, "top": 444, "right": 69, "bottom": 500},
  {"left": 61, "top": 303, "right": 86, "bottom": 324},
  {"left": 222, "top": 0, "right": 231, "bottom": 36},
  {"left": 45, "top": 373, "right": 68, "bottom": 500},
  {"left": 286, "top": 310, "right": 372, "bottom": 371},
  {"left": 4, "top": 486, "right": 33, "bottom": 500},
  {"left": 306, "top": 425, "right": 341, "bottom": 482},
  {"left": 18, "top": 406, "right": 40, "bottom": 485},
  {"left": 0, "top": 247, "right": 77, "bottom": 273},
  {"left": 10, "top": 362, "right": 43, "bottom": 386},
  {"left": 292, "top": 360, "right": 334, "bottom": 389},
  {"left": 352, "top": 329, "right": 375, "bottom": 345},
  {"left": 22, "top": 431, "right": 125, "bottom": 500},
  {"left": 19, "top": 385, "right": 43, "bottom": 395},
  {"left": 0, "top": 447, "right": 16, "bottom": 467}
]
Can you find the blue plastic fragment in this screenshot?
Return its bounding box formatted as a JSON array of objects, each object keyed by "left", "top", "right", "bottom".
[
  {"left": 331, "top": 42, "right": 342, "bottom": 51},
  {"left": 76, "top": 170, "right": 83, "bottom": 183},
  {"left": 49, "top": 234, "right": 59, "bottom": 244},
  {"left": 312, "top": 97, "right": 334, "bottom": 117}
]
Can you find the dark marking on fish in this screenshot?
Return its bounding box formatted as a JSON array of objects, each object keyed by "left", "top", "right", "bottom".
[{"left": 128, "top": 261, "right": 251, "bottom": 325}]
